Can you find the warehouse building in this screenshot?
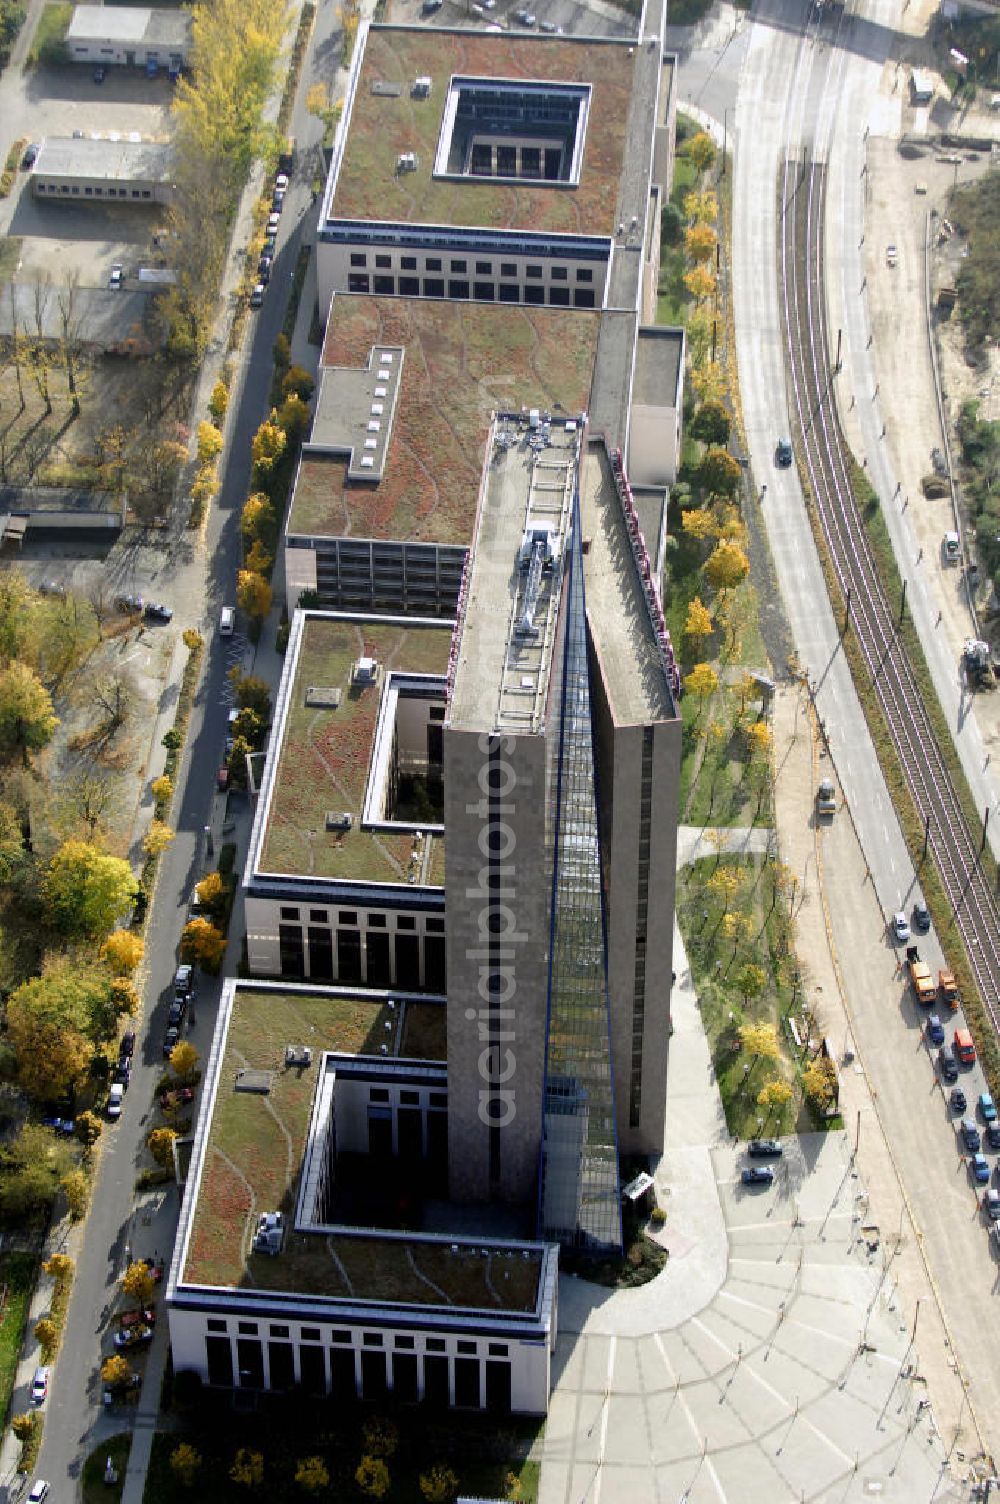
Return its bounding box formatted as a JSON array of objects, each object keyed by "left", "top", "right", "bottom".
[
  {"left": 30, "top": 136, "right": 175, "bottom": 206},
  {"left": 65, "top": 5, "right": 191, "bottom": 71}
]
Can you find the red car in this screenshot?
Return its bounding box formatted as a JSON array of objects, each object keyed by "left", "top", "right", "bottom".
[{"left": 119, "top": 1307, "right": 156, "bottom": 1330}]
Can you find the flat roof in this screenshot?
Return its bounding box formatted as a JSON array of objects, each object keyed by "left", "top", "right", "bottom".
[
  {"left": 579, "top": 439, "right": 677, "bottom": 724},
  {"left": 256, "top": 613, "right": 452, "bottom": 884},
  {"left": 633, "top": 326, "right": 683, "bottom": 408},
  {"left": 180, "top": 984, "right": 543, "bottom": 1311},
  {"left": 449, "top": 416, "right": 580, "bottom": 734},
  {"left": 67, "top": 5, "right": 191, "bottom": 47},
  {"left": 326, "top": 27, "right": 637, "bottom": 239},
  {"left": 32, "top": 136, "right": 173, "bottom": 183},
  {"left": 288, "top": 295, "right": 599, "bottom": 544}
]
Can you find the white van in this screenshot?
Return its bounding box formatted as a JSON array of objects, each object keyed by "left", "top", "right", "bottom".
[{"left": 220, "top": 606, "right": 235, "bottom": 636}]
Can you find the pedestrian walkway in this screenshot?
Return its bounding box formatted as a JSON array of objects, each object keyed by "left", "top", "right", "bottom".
[{"left": 675, "top": 822, "right": 773, "bottom": 868}]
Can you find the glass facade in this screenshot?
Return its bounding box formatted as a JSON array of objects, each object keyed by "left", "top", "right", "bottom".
[{"left": 538, "top": 494, "right": 622, "bottom": 1253}]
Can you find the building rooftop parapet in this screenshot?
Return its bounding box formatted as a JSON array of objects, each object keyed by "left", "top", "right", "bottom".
[{"left": 608, "top": 445, "right": 681, "bottom": 702}]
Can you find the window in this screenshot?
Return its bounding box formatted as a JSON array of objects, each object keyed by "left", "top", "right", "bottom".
[
  {"left": 426, "top": 917, "right": 444, "bottom": 933},
  {"left": 280, "top": 907, "right": 300, "bottom": 920},
  {"left": 473, "top": 283, "right": 495, "bottom": 301},
  {"left": 270, "top": 1324, "right": 290, "bottom": 1337},
  {"left": 350, "top": 253, "right": 367, "bottom": 267},
  {"left": 238, "top": 1321, "right": 258, "bottom": 1335},
  {"left": 548, "top": 287, "right": 570, "bottom": 306},
  {"left": 375, "top": 254, "right": 391, "bottom": 268},
  {"left": 399, "top": 276, "right": 419, "bottom": 296},
  {"left": 450, "top": 259, "right": 467, "bottom": 273},
  {"left": 84, "top": 186, "right": 92, "bottom": 196},
  {"left": 525, "top": 264, "right": 543, "bottom": 278},
  {"left": 330, "top": 1329, "right": 351, "bottom": 1344},
  {"left": 425, "top": 257, "right": 442, "bottom": 271},
  {"left": 498, "top": 284, "right": 519, "bottom": 303},
  {"left": 395, "top": 1335, "right": 415, "bottom": 1349},
  {"left": 373, "top": 276, "right": 394, "bottom": 295},
  {"left": 475, "top": 260, "right": 492, "bottom": 273},
  {"left": 400, "top": 1090, "right": 420, "bottom": 1104},
  {"left": 207, "top": 1318, "right": 227, "bottom": 1332},
  {"left": 401, "top": 255, "right": 417, "bottom": 270},
  {"left": 524, "top": 285, "right": 545, "bottom": 304},
  {"left": 397, "top": 917, "right": 416, "bottom": 931},
  {"left": 501, "top": 262, "right": 516, "bottom": 276},
  {"left": 457, "top": 1340, "right": 477, "bottom": 1355},
  {"left": 574, "top": 289, "right": 595, "bottom": 308},
  {"left": 348, "top": 274, "right": 370, "bottom": 293},
  {"left": 363, "top": 1332, "right": 384, "bottom": 1347},
  {"left": 576, "top": 268, "right": 593, "bottom": 282},
  {"left": 369, "top": 1087, "right": 390, "bottom": 1102},
  {"left": 430, "top": 1092, "right": 447, "bottom": 1107},
  {"left": 425, "top": 1337, "right": 446, "bottom": 1352},
  {"left": 448, "top": 280, "right": 470, "bottom": 299},
  {"left": 488, "top": 1342, "right": 508, "bottom": 1356},
  {"left": 551, "top": 266, "right": 568, "bottom": 280},
  {"left": 302, "top": 1327, "right": 321, "bottom": 1342},
  {"left": 368, "top": 914, "right": 387, "bottom": 927},
  {"left": 340, "top": 912, "right": 358, "bottom": 925},
  {"left": 310, "top": 910, "right": 327, "bottom": 922},
  {"left": 423, "top": 278, "right": 444, "bottom": 297}
]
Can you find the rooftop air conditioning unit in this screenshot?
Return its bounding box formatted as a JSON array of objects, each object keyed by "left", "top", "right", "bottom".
[
  {"left": 253, "top": 1227, "right": 283, "bottom": 1256},
  {"left": 258, "top": 1211, "right": 283, "bottom": 1233},
  {"left": 412, "top": 76, "right": 431, "bottom": 97},
  {"left": 326, "top": 811, "right": 353, "bottom": 832},
  {"left": 353, "top": 656, "right": 378, "bottom": 685},
  {"left": 285, "top": 1045, "right": 313, "bottom": 1068},
  {"left": 397, "top": 152, "right": 417, "bottom": 173}
]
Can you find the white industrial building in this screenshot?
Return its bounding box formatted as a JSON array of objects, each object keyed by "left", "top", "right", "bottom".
[
  {"left": 65, "top": 5, "right": 191, "bottom": 70},
  {"left": 30, "top": 136, "right": 175, "bottom": 206}
]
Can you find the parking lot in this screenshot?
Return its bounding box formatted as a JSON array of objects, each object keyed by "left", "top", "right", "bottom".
[
  {"left": 0, "top": 62, "right": 175, "bottom": 287},
  {"left": 390, "top": 0, "right": 635, "bottom": 40}
]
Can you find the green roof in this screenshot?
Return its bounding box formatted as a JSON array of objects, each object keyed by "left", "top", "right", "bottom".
[
  {"left": 288, "top": 296, "right": 600, "bottom": 544},
  {"left": 330, "top": 27, "right": 635, "bottom": 238},
  {"left": 183, "top": 987, "right": 542, "bottom": 1312},
  {"left": 259, "top": 615, "right": 451, "bottom": 882}
]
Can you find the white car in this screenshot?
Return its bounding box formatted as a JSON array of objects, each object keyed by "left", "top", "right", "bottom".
[
  {"left": 274, "top": 172, "right": 289, "bottom": 192},
  {"left": 892, "top": 911, "right": 910, "bottom": 943},
  {"left": 885, "top": 244, "right": 898, "bottom": 267},
  {"left": 266, "top": 212, "right": 280, "bottom": 236},
  {"left": 108, "top": 263, "right": 124, "bottom": 290},
  {"left": 30, "top": 1366, "right": 49, "bottom": 1405},
  {"left": 107, "top": 1082, "right": 125, "bottom": 1120},
  {"left": 28, "top": 1484, "right": 50, "bottom": 1504}
]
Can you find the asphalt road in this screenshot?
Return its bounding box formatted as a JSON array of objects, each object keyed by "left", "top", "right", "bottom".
[{"left": 26, "top": 0, "right": 348, "bottom": 1491}]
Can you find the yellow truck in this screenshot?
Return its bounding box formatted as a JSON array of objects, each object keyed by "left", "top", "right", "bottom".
[
  {"left": 906, "top": 947, "right": 936, "bottom": 1005},
  {"left": 938, "top": 968, "right": 959, "bottom": 1010}
]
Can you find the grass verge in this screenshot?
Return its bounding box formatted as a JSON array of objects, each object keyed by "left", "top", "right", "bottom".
[
  {"left": 0, "top": 1253, "right": 37, "bottom": 1425},
  {"left": 28, "top": 0, "right": 71, "bottom": 64},
  {"left": 83, "top": 1432, "right": 130, "bottom": 1504}
]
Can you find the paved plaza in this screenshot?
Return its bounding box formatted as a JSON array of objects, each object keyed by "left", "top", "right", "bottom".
[{"left": 538, "top": 929, "right": 959, "bottom": 1504}]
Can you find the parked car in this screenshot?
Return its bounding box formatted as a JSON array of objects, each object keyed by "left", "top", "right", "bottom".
[
  {"left": 513, "top": 7, "right": 536, "bottom": 23},
  {"left": 258, "top": 255, "right": 272, "bottom": 285},
  {"left": 174, "top": 964, "right": 194, "bottom": 998},
  {"left": 266, "top": 212, "right": 280, "bottom": 235},
  {"left": 972, "top": 1153, "right": 991, "bottom": 1184},
  {"left": 741, "top": 1166, "right": 774, "bottom": 1186},
  {"left": 22, "top": 143, "right": 39, "bottom": 168},
  {"left": 107, "top": 1083, "right": 125, "bottom": 1120},
  {"left": 163, "top": 1024, "right": 180, "bottom": 1056},
  {"left": 892, "top": 911, "right": 910, "bottom": 943},
  {"left": 980, "top": 1092, "right": 997, "bottom": 1123},
  {"left": 885, "top": 243, "right": 898, "bottom": 267},
  {"left": 925, "top": 1014, "right": 945, "bottom": 1046},
  {"left": 30, "top": 1366, "right": 49, "bottom": 1405},
  {"left": 747, "top": 1139, "right": 783, "bottom": 1157},
  {"left": 112, "top": 1060, "right": 130, "bottom": 1087},
  {"left": 144, "top": 602, "right": 173, "bottom": 623},
  {"left": 27, "top": 1483, "right": 50, "bottom": 1504},
  {"left": 984, "top": 1188, "right": 1000, "bottom": 1219},
  {"left": 961, "top": 1118, "right": 981, "bottom": 1152},
  {"left": 775, "top": 438, "right": 793, "bottom": 468},
  {"left": 912, "top": 901, "right": 930, "bottom": 933},
  {"left": 539, "top": 17, "right": 561, "bottom": 29},
  {"left": 274, "top": 172, "right": 289, "bottom": 192},
  {"left": 119, "top": 1307, "right": 157, "bottom": 1329},
  {"left": 167, "top": 999, "right": 185, "bottom": 1027},
  {"left": 250, "top": 283, "right": 265, "bottom": 309},
  {"left": 93, "top": 63, "right": 106, "bottom": 82},
  {"left": 938, "top": 1045, "right": 958, "bottom": 1082},
  {"left": 271, "top": 188, "right": 285, "bottom": 212},
  {"left": 262, "top": 234, "right": 277, "bottom": 257},
  {"left": 41, "top": 1116, "right": 75, "bottom": 1136},
  {"left": 987, "top": 1123, "right": 1000, "bottom": 1150},
  {"left": 120, "top": 1029, "right": 136, "bottom": 1059},
  {"left": 949, "top": 1087, "right": 967, "bottom": 1113},
  {"left": 38, "top": 580, "right": 65, "bottom": 597},
  {"left": 108, "top": 263, "right": 124, "bottom": 291},
  {"left": 114, "top": 1325, "right": 153, "bottom": 1350}
]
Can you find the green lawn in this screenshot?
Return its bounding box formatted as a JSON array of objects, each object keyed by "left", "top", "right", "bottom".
[
  {"left": 0, "top": 1253, "right": 38, "bottom": 1426},
  {"left": 83, "top": 1433, "right": 130, "bottom": 1504},
  {"left": 28, "top": 1, "right": 71, "bottom": 64}
]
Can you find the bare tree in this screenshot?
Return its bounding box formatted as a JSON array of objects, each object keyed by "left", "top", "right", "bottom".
[
  {"left": 55, "top": 273, "right": 88, "bottom": 415},
  {"left": 93, "top": 669, "right": 133, "bottom": 737},
  {"left": 6, "top": 284, "right": 25, "bottom": 411}
]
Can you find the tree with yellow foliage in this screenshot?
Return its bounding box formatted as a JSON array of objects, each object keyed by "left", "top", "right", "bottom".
[
  {"left": 757, "top": 1078, "right": 792, "bottom": 1112},
  {"left": 683, "top": 264, "right": 716, "bottom": 303},
  {"left": 745, "top": 720, "right": 772, "bottom": 763},
  {"left": 251, "top": 415, "right": 286, "bottom": 480},
  {"left": 683, "top": 189, "right": 718, "bottom": 224},
  {"left": 181, "top": 917, "right": 227, "bottom": 972},
  {"left": 683, "top": 595, "right": 713, "bottom": 647},
  {"left": 705, "top": 540, "right": 750, "bottom": 594},
  {"left": 142, "top": 821, "right": 176, "bottom": 858},
  {"left": 685, "top": 131, "right": 716, "bottom": 171},
  {"left": 691, "top": 361, "right": 726, "bottom": 404},
  {"left": 803, "top": 1056, "right": 838, "bottom": 1110},
  {"left": 237, "top": 569, "right": 272, "bottom": 624},
  {"left": 681, "top": 508, "right": 717, "bottom": 542},
  {"left": 739, "top": 1021, "right": 780, "bottom": 1064},
  {"left": 196, "top": 420, "right": 223, "bottom": 465},
  {"left": 685, "top": 222, "right": 717, "bottom": 264},
  {"left": 706, "top": 864, "right": 742, "bottom": 912},
  {"left": 683, "top": 662, "right": 719, "bottom": 723},
  {"left": 101, "top": 930, "right": 144, "bottom": 975}
]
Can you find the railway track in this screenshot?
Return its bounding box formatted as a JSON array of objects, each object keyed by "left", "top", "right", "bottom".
[{"left": 778, "top": 149, "right": 1000, "bottom": 1023}]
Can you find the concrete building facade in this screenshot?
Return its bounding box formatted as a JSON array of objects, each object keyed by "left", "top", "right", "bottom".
[{"left": 65, "top": 5, "right": 191, "bottom": 69}]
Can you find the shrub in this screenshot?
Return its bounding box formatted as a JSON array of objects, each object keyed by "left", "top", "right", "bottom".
[
  {"left": 356, "top": 1457, "right": 390, "bottom": 1498},
  {"left": 171, "top": 1443, "right": 203, "bottom": 1488},
  {"left": 61, "top": 1169, "right": 88, "bottom": 1219},
  {"left": 419, "top": 1463, "right": 459, "bottom": 1503}
]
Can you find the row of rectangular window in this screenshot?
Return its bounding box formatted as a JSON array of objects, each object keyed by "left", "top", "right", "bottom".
[
  {"left": 35, "top": 183, "right": 153, "bottom": 199},
  {"left": 351, "top": 251, "right": 592, "bottom": 283},
  {"left": 278, "top": 907, "right": 443, "bottom": 932},
  {"left": 211, "top": 1319, "right": 506, "bottom": 1357},
  {"left": 347, "top": 274, "right": 596, "bottom": 309}
]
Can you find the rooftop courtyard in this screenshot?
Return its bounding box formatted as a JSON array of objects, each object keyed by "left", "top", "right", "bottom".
[
  {"left": 327, "top": 27, "right": 636, "bottom": 238},
  {"left": 180, "top": 985, "right": 543, "bottom": 1313},
  {"left": 288, "top": 296, "right": 599, "bottom": 545}
]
